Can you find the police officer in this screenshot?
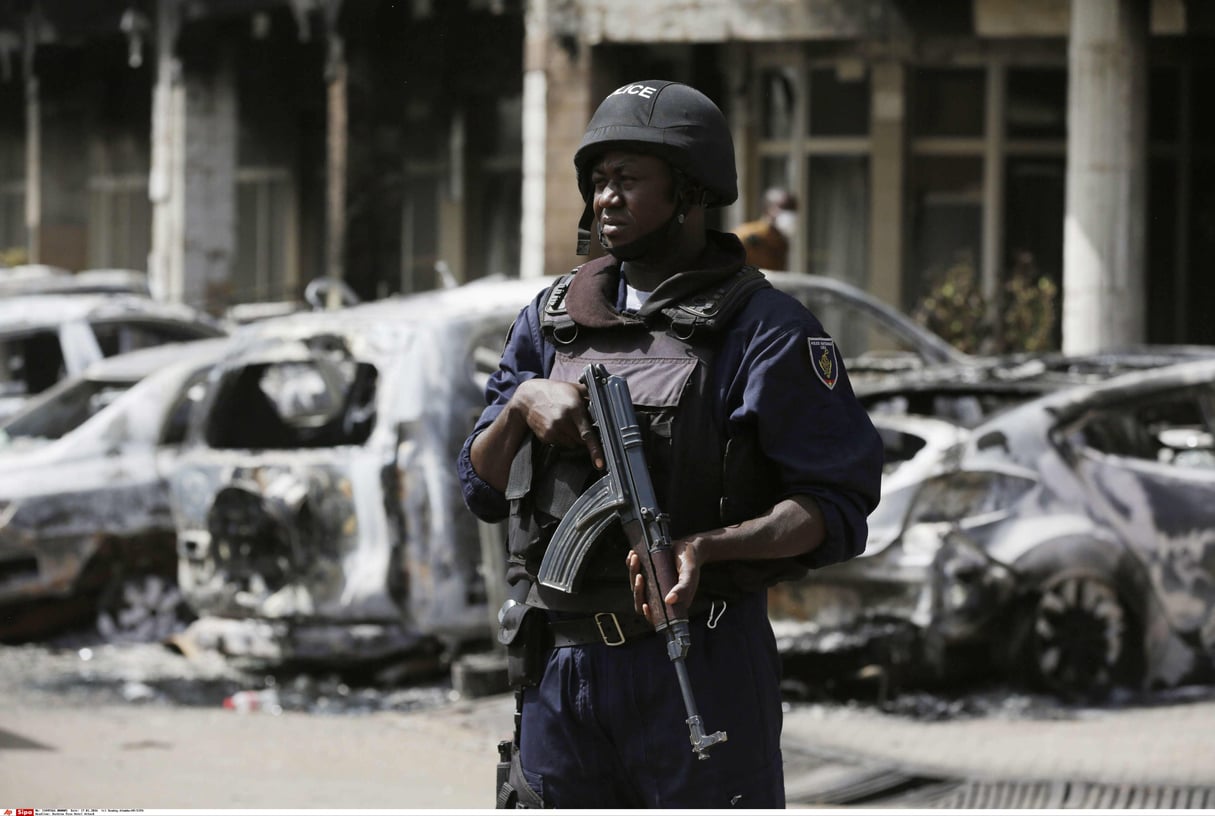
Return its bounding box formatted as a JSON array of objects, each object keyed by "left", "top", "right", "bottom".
[{"left": 459, "top": 80, "right": 883, "bottom": 808}]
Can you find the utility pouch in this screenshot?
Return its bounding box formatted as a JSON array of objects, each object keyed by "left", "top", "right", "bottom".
[
  {"left": 497, "top": 600, "right": 549, "bottom": 688},
  {"left": 506, "top": 437, "right": 595, "bottom": 584}
]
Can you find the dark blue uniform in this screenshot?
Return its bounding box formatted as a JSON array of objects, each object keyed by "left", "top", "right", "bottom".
[{"left": 459, "top": 233, "right": 882, "bottom": 808}]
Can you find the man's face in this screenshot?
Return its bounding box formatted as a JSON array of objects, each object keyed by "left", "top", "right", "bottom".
[{"left": 590, "top": 151, "right": 676, "bottom": 249}]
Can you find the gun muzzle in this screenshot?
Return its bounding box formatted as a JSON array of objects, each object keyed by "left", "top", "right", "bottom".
[{"left": 687, "top": 715, "right": 729, "bottom": 760}]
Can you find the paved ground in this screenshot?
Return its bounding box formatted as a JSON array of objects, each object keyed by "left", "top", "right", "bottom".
[
  {"left": 782, "top": 692, "right": 1215, "bottom": 790},
  {"left": 0, "top": 696, "right": 514, "bottom": 810},
  {"left": 3, "top": 637, "right": 1215, "bottom": 810},
  {"left": 5, "top": 686, "right": 1215, "bottom": 810},
  {"left": 779, "top": 689, "right": 1215, "bottom": 808}
]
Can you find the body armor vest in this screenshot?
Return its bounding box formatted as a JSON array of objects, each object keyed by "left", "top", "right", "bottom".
[{"left": 506, "top": 259, "right": 803, "bottom": 613}]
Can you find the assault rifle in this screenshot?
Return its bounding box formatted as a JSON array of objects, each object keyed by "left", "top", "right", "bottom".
[{"left": 537, "top": 363, "right": 728, "bottom": 760}]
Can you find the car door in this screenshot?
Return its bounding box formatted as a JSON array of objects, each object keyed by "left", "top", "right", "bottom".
[
  {"left": 152, "top": 364, "right": 214, "bottom": 484},
  {"left": 1068, "top": 382, "right": 1215, "bottom": 660}
]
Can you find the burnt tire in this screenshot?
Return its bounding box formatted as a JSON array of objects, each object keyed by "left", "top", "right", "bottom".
[
  {"left": 1010, "top": 572, "right": 1134, "bottom": 702},
  {"left": 96, "top": 574, "right": 191, "bottom": 644}
]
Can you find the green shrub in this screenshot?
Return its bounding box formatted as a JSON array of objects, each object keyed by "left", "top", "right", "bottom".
[
  {"left": 0, "top": 247, "right": 29, "bottom": 267},
  {"left": 912, "top": 253, "right": 1059, "bottom": 355}
]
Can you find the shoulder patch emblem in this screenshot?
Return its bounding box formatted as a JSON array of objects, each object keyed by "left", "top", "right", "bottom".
[{"left": 808, "top": 338, "right": 838, "bottom": 390}]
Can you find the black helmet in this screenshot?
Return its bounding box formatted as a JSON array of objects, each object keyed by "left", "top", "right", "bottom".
[
  {"left": 574, "top": 80, "right": 737, "bottom": 209},
  {"left": 573, "top": 81, "right": 737, "bottom": 255}
]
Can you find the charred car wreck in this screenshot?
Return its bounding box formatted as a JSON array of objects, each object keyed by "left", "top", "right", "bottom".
[
  {"left": 0, "top": 293, "right": 225, "bottom": 423},
  {"left": 0, "top": 339, "right": 230, "bottom": 642},
  {"left": 166, "top": 270, "right": 969, "bottom": 668},
  {"left": 774, "top": 357, "right": 1215, "bottom": 701},
  {"left": 169, "top": 278, "right": 544, "bottom": 664}
]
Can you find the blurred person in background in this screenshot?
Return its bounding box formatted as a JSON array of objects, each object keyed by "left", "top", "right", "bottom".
[{"left": 733, "top": 187, "right": 798, "bottom": 270}]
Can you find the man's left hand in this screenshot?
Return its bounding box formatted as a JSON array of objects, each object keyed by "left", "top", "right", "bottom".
[{"left": 626, "top": 538, "right": 702, "bottom": 626}]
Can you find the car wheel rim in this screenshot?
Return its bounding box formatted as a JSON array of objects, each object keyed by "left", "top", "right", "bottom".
[
  {"left": 97, "top": 574, "right": 186, "bottom": 643},
  {"left": 1031, "top": 575, "right": 1124, "bottom": 698}
]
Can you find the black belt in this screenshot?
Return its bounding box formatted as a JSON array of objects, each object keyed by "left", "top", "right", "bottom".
[{"left": 548, "top": 612, "right": 657, "bottom": 648}]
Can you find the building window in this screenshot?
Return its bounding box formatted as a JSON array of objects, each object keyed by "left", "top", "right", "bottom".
[
  {"left": 1004, "top": 66, "right": 1067, "bottom": 292},
  {"left": 809, "top": 66, "right": 869, "bottom": 137},
  {"left": 87, "top": 173, "right": 150, "bottom": 271},
  {"left": 1003, "top": 155, "right": 1064, "bottom": 298},
  {"left": 911, "top": 68, "right": 986, "bottom": 138},
  {"left": 0, "top": 130, "right": 24, "bottom": 261},
  {"left": 235, "top": 167, "right": 296, "bottom": 303},
  {"left": 907, "top": 63, "right": 1065, "bottom": 335},
  {"left": 0, "top": 178, "right": 22, "bottom": 261},
  {"left": 907, "top": 67, "right": 986, "bottom": 310},
  {"left": 469, "top": 93, "right": 522, "bottom": 281},
  {"left": 400, "top": 166, "right": 441, "bottom": 293},
  {"left": 400, "top": 99, "right": 444, "bottom": 294},
  {"left": 752, "top": 61, "right": 871, "bottom": 282},
  {"left": 1146, "top": 60, "right": 1182, "bottom": 343},
  {"left": 1148, "top": 59, "right": 1215, "bottom": 345},
  {"left": 750, "top": 55, "right": 1069, "bottom": 343},
  {"left": 396, "top": 93, "right": 522, "bottom": 292},
  {"left": 807, "top": 155, "right": 869, "bottom": 280},
  {"left": 1006, "top": 68, "right": 1067, "bottom": 141},
  {"left": 761, "top": 69, "right": 796, "bottom": 141},
  {"left": 907, "top": 155, "right": 983, "bottom": 295}
]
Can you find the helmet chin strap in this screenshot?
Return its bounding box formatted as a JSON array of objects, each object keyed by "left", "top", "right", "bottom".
[
  {"left": 599, "top": 183, "right": 692, "bottom": 262},
  {"left": 599, "top": 208, "right": 686, "bottom": 262}
]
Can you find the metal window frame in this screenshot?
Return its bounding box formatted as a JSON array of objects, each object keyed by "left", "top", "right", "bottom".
[
  {"left": 235, "top": 165, "right": 298, "bottom": 303},
  {"left": 750, "top": 49, "right": 874, "bottom": 277}
]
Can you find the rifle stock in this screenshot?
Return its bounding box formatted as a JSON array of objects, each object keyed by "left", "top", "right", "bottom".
[{"left": 537, "top": 362, "right": 727, "bottom": 759}]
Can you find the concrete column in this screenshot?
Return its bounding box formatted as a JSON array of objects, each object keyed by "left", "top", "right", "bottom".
[
  {"left": 147, "top": 0, "right": 181, "bottom": 302},
  {"left": 324, "top": 27, "right": 348, "bottom": 307},
  {"left": 438, "top": 108, "right": 466, "bottom": 285},
  {"left": 869, "top": 60, "right": 905, "bottom": 311},
  {"left": 184, "top": 45, "right": 237, "bottom": 312},
  {"left": 519, "top": 1, "right": 548, "bottom": 279},
  {"left": 787, "top": 55, "right": 808, "bottom": 276},
  {"left": 149, "top": 1, "right": 238, "bottom": 311},
  {"left": 1062, "top": 0, "right": 1149, "bottom": 353},
  {"left": 22, "top": 12, "right": 39, "bottom": 264},
  {"left": 723, "top": 44, "right": 751, "bottom": 236},
  {"left": 982, "top": 60, "right": 1006, "bottom": 305},
  {"left": 528, "top": 0, "right": 592, "bottom": 277}
]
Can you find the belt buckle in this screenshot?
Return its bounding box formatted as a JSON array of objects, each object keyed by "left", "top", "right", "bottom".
[{"left": 594, "top": 612, "right": 626, "bottom": 646}]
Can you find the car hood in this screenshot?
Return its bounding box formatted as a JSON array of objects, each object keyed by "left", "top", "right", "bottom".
[
  {"left": 0, "top": 436, "right": 122, "bottom": 500},
  {"left": 0, "top": 435, "right": 81, "bottom": 470}
]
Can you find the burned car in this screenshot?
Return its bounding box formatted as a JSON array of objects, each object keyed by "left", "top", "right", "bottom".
[
  {"left": 0, "top": 338, "right": 231, "bottom": 643},
  {"left": 0, "top": 264, "right": 74, "bottom": 295},
  {"left": 775, "top": 357, "right": 1215, "bottom": 700},
  {"left": 168, "top": 277, "right": 545, "bottom": 664},
  {"left": 166, "top": 270, "right": 964, "bottom": 666},
  {"left": 0, "top": 266, "right": 153, "bottom": 298},
  {"left": 0, "top": 293, "right": 226, "bottom": 422},
  {"left": 764, "top": 270, "right": 971, "bottom": 378}
]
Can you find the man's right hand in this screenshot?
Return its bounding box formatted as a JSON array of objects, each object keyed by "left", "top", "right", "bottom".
[
  {"left": 469, "top": 378, "right": 604, "bottom": 493},
  {"left": 514, "top": 379, "right": 601, "bottom": 458}
]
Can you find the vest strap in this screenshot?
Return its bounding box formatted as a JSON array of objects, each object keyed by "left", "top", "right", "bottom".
[
  {"left": 541, "top": 266, "right": 771, "bottom": 341},
  {"left": 660, "top": 265, "right": 771, "bottom": 337}
]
